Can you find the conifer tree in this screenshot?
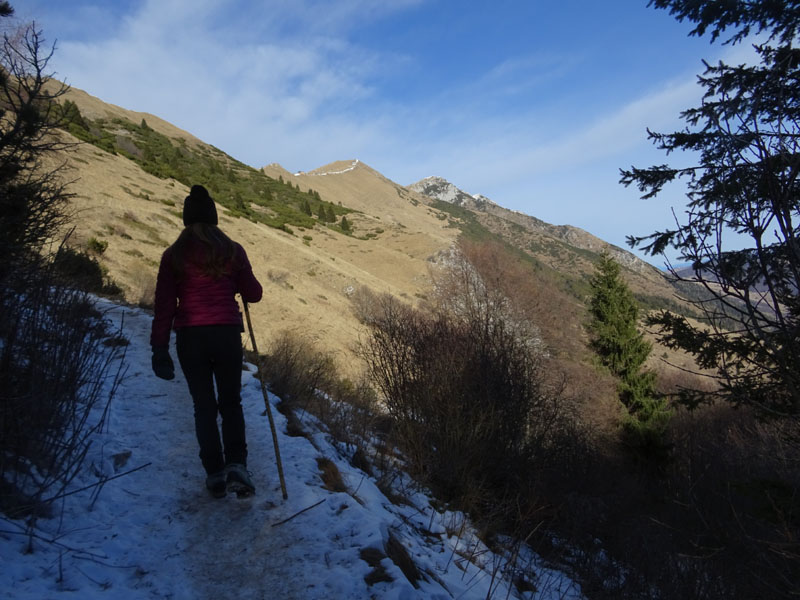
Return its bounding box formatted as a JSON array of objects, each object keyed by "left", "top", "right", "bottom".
[
  {"left": 340, "top": 215, "right": 351, "bottom": 232},
  {"left": 58, "top": 100, "right": 87, "bottom": 129},
  {"left": 588, "top": 254, "right": 669, "bottom": 442},
  {"left": 622, "top": 0, "right": 800, "bottom": 416},
  {"left": 0, "top": 17, "right": 72, "bottom": 285},
  {"left": 326, "top": 205, "right": 336, "bottom": 223}
]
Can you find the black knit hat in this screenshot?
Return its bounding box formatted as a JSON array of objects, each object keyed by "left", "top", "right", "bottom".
[{"left": 183, "top": 184, "right": 218, "bottom": 226}]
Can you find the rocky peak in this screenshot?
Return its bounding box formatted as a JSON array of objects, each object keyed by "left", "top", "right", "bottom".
[{"left": 408, "top": 176, "right": 477, "bottom": 208}]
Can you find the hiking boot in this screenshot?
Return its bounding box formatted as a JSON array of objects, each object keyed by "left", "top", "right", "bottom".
[
  {"left": 206, "top": 470, "right": 227, "bottom": 498},
  {"left": 225, "top": 463, "right": 255, "bottom": 497}
]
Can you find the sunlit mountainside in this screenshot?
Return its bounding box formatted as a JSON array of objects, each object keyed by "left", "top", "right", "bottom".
[{"left": 53, "top": 84, "right": 689, "bottom": 380}]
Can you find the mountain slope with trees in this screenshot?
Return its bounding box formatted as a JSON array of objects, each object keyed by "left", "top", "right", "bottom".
[{"left": 49, "top": 83, "right": 691, "bottom": 382}]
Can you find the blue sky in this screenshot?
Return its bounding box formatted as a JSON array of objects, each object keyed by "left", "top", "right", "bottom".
[{"left": 16, "top": 0, "right": 749, "bottom": 264}]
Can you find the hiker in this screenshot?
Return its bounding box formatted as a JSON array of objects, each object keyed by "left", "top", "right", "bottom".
[{"left": 150, "top": 184, "right": 263, "bottom": 498}]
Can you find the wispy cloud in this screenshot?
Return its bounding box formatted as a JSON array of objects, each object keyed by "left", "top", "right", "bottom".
[
  {"left": 21, "top": 0, "right": 763, "bottom": 261},
  {"left": 46, "top": 0, "right": 403, "bottom": 168},
  {"left": 480, "top": 53, "right": 581, "bottom": 97},
  {"left": 41, "top": 0, "right": 723, "bottom": 178}
]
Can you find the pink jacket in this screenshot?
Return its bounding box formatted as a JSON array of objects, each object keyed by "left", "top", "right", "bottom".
[{"left": 150, "top": 240, "right": 262, "bottom": 347}]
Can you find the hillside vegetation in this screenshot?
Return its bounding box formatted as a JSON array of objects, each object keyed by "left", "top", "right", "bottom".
[{"left": 54, "top": 85, "right": 685, "bottom": 374}]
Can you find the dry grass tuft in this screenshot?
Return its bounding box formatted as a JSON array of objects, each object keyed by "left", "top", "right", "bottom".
[
  {"left": 316, "top": 457, "right": 347, "bottom": 493},
  {"left": 360, "top": 547, "right": 393, "bottom": 585},
  {"left": 385, "top": 532, "right": 422, "bottom": 589}
]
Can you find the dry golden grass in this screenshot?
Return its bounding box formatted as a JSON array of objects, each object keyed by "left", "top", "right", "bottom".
[
  {"left": 49, "top": 90, "right": 460, "bottom": 372},
  {"left": 52, "top": 85, "right": 703, "bottom": 388}
]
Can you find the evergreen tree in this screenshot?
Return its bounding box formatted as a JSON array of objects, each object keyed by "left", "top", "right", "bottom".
[
  {"left": 233, "top": 190, "right": 245, "bottom": 211},
  {"left": 58, "top": 100, "right": 87, "bottom": 129},
  {"left": 340, "top": 215, "right": 351, "bottom": 232},
  {"left": 326, "top": 205, "right": 336, "bottom": 223},
  {"left": 301, "top": 199, "right": 312, "bottom": 216},
  {"left": 588, "top": 254, "right": 669, "bottom": 442},
  {"left": 621, "top": 0, "right": 800, "bottom": 416},
  {"left": 316, "top": 203, "right": 326, "bottom": 220},
  {"left": 0, "top": 19, "right": 72, "bottom": 285}
]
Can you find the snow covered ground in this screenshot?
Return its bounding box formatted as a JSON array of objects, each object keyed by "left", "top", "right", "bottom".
[{"left": 0, "top": 298, "right": 582, "bottom": 599}]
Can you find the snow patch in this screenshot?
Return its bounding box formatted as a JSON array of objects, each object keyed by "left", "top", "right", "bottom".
[{"left": 295, "top": 159, "right": 360, "bottom": 177}]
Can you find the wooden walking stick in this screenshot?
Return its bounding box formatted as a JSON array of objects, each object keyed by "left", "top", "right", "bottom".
[{"left": 242, "top": 300, "right": 288, "bottom": 500}]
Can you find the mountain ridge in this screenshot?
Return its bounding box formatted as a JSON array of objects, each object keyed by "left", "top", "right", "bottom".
[
  {"left": 52, "top": 83, "right": 685, "bottom": 375},
  {"left": 409, "top": 175, "right": 657, "bottom": 276}
]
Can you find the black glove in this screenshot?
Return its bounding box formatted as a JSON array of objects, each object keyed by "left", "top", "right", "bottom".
[{"left": 151, "top": 346, "right": 175, "bottom": 380}]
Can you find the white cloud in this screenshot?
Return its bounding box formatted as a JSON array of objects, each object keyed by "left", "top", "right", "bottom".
[
  {"left": 33, "top": 0, "right": 771, "bottom": 260},
  {"left": 48, "top": 0, "right": 398, "bottom": 168}
]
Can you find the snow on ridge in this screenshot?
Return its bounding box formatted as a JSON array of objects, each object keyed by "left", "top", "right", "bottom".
[{"left": 295, "top": 159, "right": 360, "bottom": 177}]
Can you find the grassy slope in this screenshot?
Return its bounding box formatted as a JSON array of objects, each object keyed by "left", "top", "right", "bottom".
[
  {"left": 53, "top": 88, "right": 459, "bottom": 371},
  {"left": 54, "top": 85, "right": 696, "bottom": 384}
]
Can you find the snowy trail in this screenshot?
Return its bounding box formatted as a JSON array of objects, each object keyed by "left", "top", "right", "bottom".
[
  {"left": 101, "top": 303, "right": 344, "bottom": 600},
  {"left": 1, "top": 298, "right": 582, "bottom": 599},
  {"left": 83, "top": 304, "right": 269, "bottom": 599},
  {"left": 85, "top": 302, "right": 439, "bottom": 599}
]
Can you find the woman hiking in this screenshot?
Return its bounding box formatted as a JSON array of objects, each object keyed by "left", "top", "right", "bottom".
[{"left": 150, "top": 184, "right": 263, "bottom": 498}]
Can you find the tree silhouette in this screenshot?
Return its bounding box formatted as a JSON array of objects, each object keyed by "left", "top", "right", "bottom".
[
  {"left": 621, "top": 0, "right": 800, "bottom": 416},
  {"left": 0, "top": 19, "right": 72, "bottom": 285}
]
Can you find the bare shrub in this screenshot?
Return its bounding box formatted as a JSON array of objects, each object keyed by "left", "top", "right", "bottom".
[
  {"left": 357, "top": 265, "right": 584, "bottom": 519},
  {"left": 660, "top": 407, "right": 799, "bottom": 598},
  {"left": 0, "top": 268, "right": 125, "bottom": 523},
  {"left": 456, "top": 239, "right": 585, "bottom": 362},
  {"left": 0, "top": 16, "right": 127, "bottom": 537},
  {"left": 456, "top": 239, "right": 620, "bottom": 436},
  {"left": 350, "top": 284, "right": 383, "bottom": 325},
  {"left": 133, "top": 267, "right": 157, "bottom": 309},
  {"left": 317, "top": 375, "right": 381, "bottom": 456},
  {"left": 654, "top": 362, "right": 718, "bottom": 398},
  {"left": 261, "top": 329, "right": 336, "bottom": 412},
  {"left": 260, "top": 329, "right": 383, "bottom": 474},
  {"left": 552, "top": 404, "right": 800, "bottom": 600}
]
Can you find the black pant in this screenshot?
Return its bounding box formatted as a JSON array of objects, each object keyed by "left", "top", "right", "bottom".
[{"left": 176, "top": 325, "right": 246, "bottom": 475}]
